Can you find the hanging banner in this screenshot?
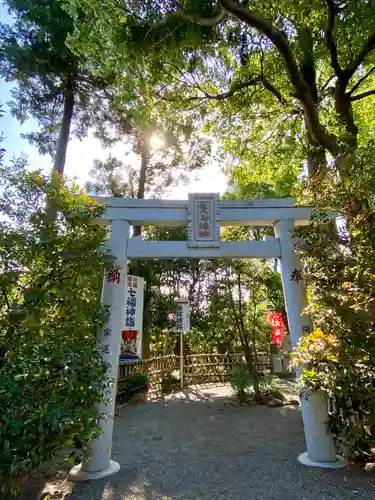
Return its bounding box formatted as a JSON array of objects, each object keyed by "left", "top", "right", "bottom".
[
  {"left": 173, "top": 298, "right": 190, "bottom": 333},
  {"left": 267, "top": 311, "right": 284, "bottom": 349},
  {"left": 167, "top": 311, "right": 174, "bottom": 325},
  {"left": 120, "top": 275, "right": 144, "bottom": 361}
]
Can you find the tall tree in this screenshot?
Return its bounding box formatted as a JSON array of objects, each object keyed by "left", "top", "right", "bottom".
[
  {"left": 87, "top": 68, "right": 212, "bottom": 233},
  {"left": 64, "top": 1, "right": 375, "bottom": 206},
  {"left": 0, "top": 0, "right": 114, "bottom": 174},
  {"left": 85, "top": 155, "right": 137, "bottom": 198},
  {"left": 0, "top": 109, "right": 109, "bottom": 492},
  {"left": 85, "top": 107, "right": 211, "bottom": 357}
]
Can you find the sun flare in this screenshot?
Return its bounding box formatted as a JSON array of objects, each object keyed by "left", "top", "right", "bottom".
[{"left": 150, "top": 134, "right": 164, "bottom": 150}]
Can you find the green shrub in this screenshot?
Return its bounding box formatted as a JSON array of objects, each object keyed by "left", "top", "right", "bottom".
[
  {"left": 259, "top": 373, "right": 285, "bottom": 401},
  {"left": 292, "top": 329, "right": 375, "bottom": 460},
  {"left": 230, "top": 363, "right": 250, "bottom": 403},
  {"left": 117, "top": 372, "right": 148, "bottom": 402},
  {"left": 292, "top": 144, "right": 375, "bottom": 461},
  {"left": 161, "top": 371, "right": 180, "bottom": 395},
  {"left": 0, "top": 159, "right": 109, "bottom": 496}
]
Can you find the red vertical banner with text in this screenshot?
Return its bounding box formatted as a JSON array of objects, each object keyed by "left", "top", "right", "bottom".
[{"left": 267, "top": 312, "right": 284, "bottom": 349}]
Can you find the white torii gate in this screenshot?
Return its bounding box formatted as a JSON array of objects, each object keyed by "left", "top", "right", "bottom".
[{"left": 69, "top": 194, "right": 345, "bottom": 481}]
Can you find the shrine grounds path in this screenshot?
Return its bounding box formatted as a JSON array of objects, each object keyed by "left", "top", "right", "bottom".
[{"left": 25, "top": 383, "right": 375, "bottom": 500}]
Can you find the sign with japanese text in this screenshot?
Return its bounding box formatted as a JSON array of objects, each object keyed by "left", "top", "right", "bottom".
[
  {"left": 172, "top": 299, "right": 190, "bottom": 333},
  {"left": 187, "top": 193, "right": 220, "bottom": 247},
  {"left": 106, "top": 265, "right": 121, "bottom": 284},
  {"left": 197, "top": 200, "right": 213, "bottom": 239},
  {"left": 267, "top": 311, "right": 284, "bottom": 349},
  {"left": 120, "top": 275, "right": 144, "bottom": 361}
]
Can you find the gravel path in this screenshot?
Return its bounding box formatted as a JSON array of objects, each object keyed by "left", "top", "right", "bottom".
[{"left": 32, "top": 384, "right": 375, "bottom": 500}]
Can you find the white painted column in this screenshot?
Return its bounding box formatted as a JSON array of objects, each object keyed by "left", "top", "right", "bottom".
[
  {"left": 174, "top": 298, "right": 189, "bottom": 390},
  {"left": 274, "top": 219, "right": 342, "bottom": 467},
  {"left": 180, "top": 331, "right": 184, "bottom": 389},
  {"left": 69, "top": 219, "right": 130, "bottom": 481}
]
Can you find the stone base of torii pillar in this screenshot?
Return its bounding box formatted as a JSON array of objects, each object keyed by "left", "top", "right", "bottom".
[
  {"left": 68, "top": 460, "right": 120, "bottom": 481},
  {"left": 298, "top": 453, "right": 347, "bottom": 468},
  {"left": 298, "top": 391, "right": 348, "bottom": 468}
]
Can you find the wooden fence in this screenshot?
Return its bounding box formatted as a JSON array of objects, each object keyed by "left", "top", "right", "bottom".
[
  {"left": 183, "top": 353, "right": 270, "bottom": 385},
  {"left": 117, "top": 355, "right": 178, "bottom": 400},
  {"left": 117, "top": 352, "right": 288, "bottom": 401}
]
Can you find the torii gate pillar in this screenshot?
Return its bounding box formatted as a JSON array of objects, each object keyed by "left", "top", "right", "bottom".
[
  {"left": 69, "top": 219, "right": 130, "bottom": 480},
  {"left": 275, "top": 220, "right": 345, "bottom": 467}
]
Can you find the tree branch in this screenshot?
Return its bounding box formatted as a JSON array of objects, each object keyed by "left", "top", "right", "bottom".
[
  {"left": 324, "top": 0, "right": 343, "bottom": 78},
  {"left": 345, "top": 31, "right": 375, "bottom": 78},
  {"left": 1, "top": 286, "right": 10, "bottom": 310},
  {"left": 191, "top": 78, "right": 261, "bottom": 100},
  {"left": 156, "top": 77, "right": 261, "bottom": 103},
  {"left": 161, "top": 0, "right": 338, "bottom": 155},
  {"left": 218, "top": 0, "right": 303, "bottom": 92},
  {"left": 259, "top": 49, "right": 286, "bottom": 105},
  {"left": 217, "top": 0, "right": 340, "bottom": 156},
  {"left": 152, "top": 0, "right": 227, "bottom": 27},
  {"left": 348, "top": 65, "right": 375, "bottom": 96},
  {"left": 261, "top": 76, "right": 286, "bottom": 105},
  {"left": 350, "top": 89, "right": 375, "bottom": 101},
  {"left": 319, "top": 75, "right": 335, "bottom": 98},
  {"left": 156, "top": 74, "right": 287, "bottom": 107}
]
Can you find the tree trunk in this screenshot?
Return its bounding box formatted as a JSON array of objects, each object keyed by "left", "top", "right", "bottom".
[
  {"left": 126, "top": 133, "right": 149, "bottom": 340},
  {"left": 242, "top": 342, "right": 261, "bottom": 401},
  {"left": 141, "top": 281, "right": 152, "bottom": 360},
  {"left": 306, "top": 144, "right": 327, "bottom": 178},
  {"left": 236, "top": 273, "right": 261, "bottom": 401},
  {"left": 334, "top": 81, "right": 358, "bottom": 155},
  {"left": 53, "top": 80, "right": 74, "bottom": 174},
  {"left": 273, "top": 258, "right": 278, "bottom": 272},
  {"left": 133, "top": 136, "right": 149, "bottom": 237},
  {"left": 127, "top": 134, "right": 151, "bottom": 357}
]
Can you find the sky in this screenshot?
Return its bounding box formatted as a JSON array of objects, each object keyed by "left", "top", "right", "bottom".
[{"left": 0, "top": 5, "right": 227, "bottom": 200}]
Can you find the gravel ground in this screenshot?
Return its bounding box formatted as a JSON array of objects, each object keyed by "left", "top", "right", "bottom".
[{"left": 27, "top": 384, "right": 375, "bottom": 500}]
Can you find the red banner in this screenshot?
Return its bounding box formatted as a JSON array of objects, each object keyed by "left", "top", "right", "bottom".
[
  {"left": 167, "top": 311, "right": 174, "bottom": 324},
  {"left": 267, "top": 312, "right": 284, "bottom": 348},
  {"left": 121, "top": 330, "right": 137, "bottom": 343}
]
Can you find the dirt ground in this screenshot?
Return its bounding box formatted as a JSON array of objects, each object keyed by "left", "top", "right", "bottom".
[{"left": 20, "top": 382, "right": 375, "bottom": 500}]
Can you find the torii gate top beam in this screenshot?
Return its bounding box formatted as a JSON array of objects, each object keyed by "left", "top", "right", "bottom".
[{"left": 94, "top": 196, "right": 313, "bottom": 227}]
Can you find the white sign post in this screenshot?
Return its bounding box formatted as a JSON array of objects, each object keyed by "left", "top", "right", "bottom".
[
  {"left": 173, "top": 298, "right": 190, "bottom": 389},
  {"left": 120, "top": 275, "right": 145, "bottom": 361}
]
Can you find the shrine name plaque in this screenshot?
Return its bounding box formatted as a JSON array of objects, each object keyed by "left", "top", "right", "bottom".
[{"left": 187, "top": 193, "right": 220, "bottom": 248}]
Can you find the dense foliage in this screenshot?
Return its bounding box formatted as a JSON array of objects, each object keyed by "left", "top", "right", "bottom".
[
  {"left": 142, "top": 226, "right": 283, "bottom": 365},
  {"left": 65, "top": 0, "right": 375, "bottom": 185},
  {"left": 291, "top": 143, "right": 375, "bottom": 460},
  {"left": 117, "top": 372, "right": 149, "bottom": 403},
  {"left": 0, "top": 131, "right": 109, "bottom": 494}
]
